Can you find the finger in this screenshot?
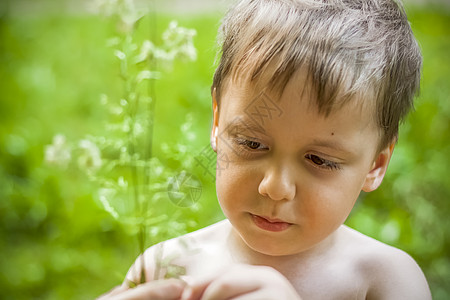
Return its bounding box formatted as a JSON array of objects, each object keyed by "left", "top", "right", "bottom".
[
  {"left": 200, "top": 278, "right": 259, "bottom": 300},
  {"left": 181, "top": 277, "right": 212, "bottom": 300},
  {"left": 181, "top": 266, "right": 260, "bottom": 300},
  {"left": 182, "top": 271, "right": 260, "bottom": 300},
  {"left": 114, "top": 279, "right": 186, "bottom": 300}
]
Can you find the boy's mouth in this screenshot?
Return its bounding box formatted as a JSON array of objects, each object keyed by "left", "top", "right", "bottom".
[{"left": 250, "top": 214, "right": 292, "bottom": 232}]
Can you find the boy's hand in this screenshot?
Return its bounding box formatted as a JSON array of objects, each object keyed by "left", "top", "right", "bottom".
[
  {"left": 97, "top": 278, "right": 186, "bottom": 300},
  {"left": 181, "top": 264, "right": 302, "bottom": 300}
]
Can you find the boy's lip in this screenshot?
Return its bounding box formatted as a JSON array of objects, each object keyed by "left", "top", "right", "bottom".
[{"left": 250, "top": 214, "right": 292, "bottom": 232}]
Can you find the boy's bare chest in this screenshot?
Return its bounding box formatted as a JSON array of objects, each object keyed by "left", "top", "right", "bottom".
[
  {"left": 287, "top": 264, "right": 368, "bottom": 300},
  {"left": 179, "top": 245, "right": 368, "bottom": 300}
]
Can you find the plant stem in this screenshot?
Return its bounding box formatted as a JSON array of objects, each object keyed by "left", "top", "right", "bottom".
[{"left": 141, "top": 0, "right": 158, "bottom": 280}]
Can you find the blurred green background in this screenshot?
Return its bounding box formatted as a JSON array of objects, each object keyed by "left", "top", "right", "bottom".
[{"left": 0, "top": 0, "right": 449, "bottom": 299}]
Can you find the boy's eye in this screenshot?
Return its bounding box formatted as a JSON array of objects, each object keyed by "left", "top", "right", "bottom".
[
  {"left": 235, "top": 138, "right": 268, "bottom": 151},
  {"left": 309, "top": 154, "right": 324, "bottom": 165},
  {"left": 246, "top": 141, "right": 261, "bottom": 149},
  {"left": 305, "top": 154, "right": 342, "bottom": 171}
]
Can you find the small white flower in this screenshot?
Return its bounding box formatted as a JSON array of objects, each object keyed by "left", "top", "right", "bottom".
[
  {"left": 114, "top": 50, "right": 126, "bottom": 61},
  {"left": 133, "top": 122, "right": 144, "bottom": 136},
  {"left": 45, "top": 134, "right": 72, "bottom": 168},
  {"left": 122, "top": 122, "right": 131, "bottom": 133},
  {"left": 119, "top": 146, "right": 130, "bottom": 163},
  {"left": 106, "top": 37, "right": 120, "bottom": 47},
  {"left": 78, "top": 139, "right": 102, "bottom": 173},
  {"left": 181, "top": 122, "right": 191, "bottom": 133},
  {"left": 99, "top": 188, "right": 119, "bottom": 219},
  {"left": 136, "top": 70, "right": 160, "bottom": 83},
  {"left": 154, "top": 48, "right": 170, "bottom": 61},
  {"left": 186, "top": 132, "right": 196, "bottom": 141},
  {"left": 110, "top": 105, "right": 124, "bottom": 116},
  {"left": 177, "top": 144, "right": 187, "bottom": 154},
  {"left": 179, "top": 44, "right": 197, "bottom": 61},
  {"left": 154, "top": 165, "right": 163, "bottom": 177},
  {"left": 118, "top": 176, "right": 128, "bottom": 188},
  {"left": 162, "top": 21, "right": 197, "bottom": 62},
  {"left": 134, "top": 40, "right": 155, "bottom": 63}
]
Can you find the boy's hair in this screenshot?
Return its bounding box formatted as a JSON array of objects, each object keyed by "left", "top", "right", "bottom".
[{"left": 212, "top": 0, "right": 422, "bottom": 150}]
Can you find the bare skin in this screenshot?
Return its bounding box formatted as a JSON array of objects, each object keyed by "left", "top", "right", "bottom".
[
  {"left": 101, "top": 69, "right": 431, "bottom": 299},
  {"left": 123, "top": 220, "right": 430, "bottom": 300}
]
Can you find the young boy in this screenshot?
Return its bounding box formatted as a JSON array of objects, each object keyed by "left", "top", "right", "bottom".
[{"left": 100, "top": 0, "right": 431, "bottom": 299}]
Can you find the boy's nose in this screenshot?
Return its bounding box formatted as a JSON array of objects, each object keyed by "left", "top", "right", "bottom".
[{"left": 258, "top": 164, "right": 296, "bottom": 201}]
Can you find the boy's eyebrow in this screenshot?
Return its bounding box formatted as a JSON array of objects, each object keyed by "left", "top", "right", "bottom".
[
  {"left": 310, "top": 138, "right": 355, "bottom": 156},
  {"left": 224, "top": 118, "right": 269, "bottom": 137}
]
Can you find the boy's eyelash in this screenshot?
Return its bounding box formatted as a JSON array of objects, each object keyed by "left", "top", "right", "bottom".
[
  {"left": 235, "top": 138, "right": 268, "bottom": 151},
  {"left": 305, "top": 154, "right": 342, "bottom": 171},
  {"left": 231, "top": 138, "right": 340, "bottom": 170}
]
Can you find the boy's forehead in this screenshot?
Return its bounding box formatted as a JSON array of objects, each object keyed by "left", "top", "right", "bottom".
[
  {"left": 221, "top": 66, "right": 379, "bottom": 138},
  {"left": 223, "top": 59, "right": 306, "bottom": 101},
  {"left": 223, "top": 65, "right": 369, "bottom": 115}
]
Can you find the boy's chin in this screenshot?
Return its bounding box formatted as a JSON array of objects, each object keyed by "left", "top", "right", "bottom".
[{"left": 240, "top": 233, "right": 306, "bottom": 257}]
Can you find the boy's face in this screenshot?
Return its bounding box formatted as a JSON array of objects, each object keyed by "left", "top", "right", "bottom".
[{"left": 211, "top": 70, "right": 394, "bottom": 256}]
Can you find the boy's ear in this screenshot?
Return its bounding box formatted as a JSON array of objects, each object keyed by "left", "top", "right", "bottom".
[
  {"left": 210, "top": 88, "right": 219, "bottom": 152},
  {"left": 362, "top": 142, "right": 396, "bottom": 192}
]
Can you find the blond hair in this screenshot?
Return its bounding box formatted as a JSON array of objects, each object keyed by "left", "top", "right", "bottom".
[{"left": 212, "top": 0, "right": 422, "bottom": 149}]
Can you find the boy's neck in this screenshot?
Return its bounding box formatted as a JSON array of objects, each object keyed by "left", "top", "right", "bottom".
[{"left": 226, "top": 223, "right": 341, "bottom": 272}]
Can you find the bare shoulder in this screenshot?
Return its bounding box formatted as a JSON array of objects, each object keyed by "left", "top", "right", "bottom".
[
  {"left": 341, "top": 226, "right": 431, "bottom": 300},
  {"left": 125, "top": 219, "right": 232, "bottom": 283}
]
